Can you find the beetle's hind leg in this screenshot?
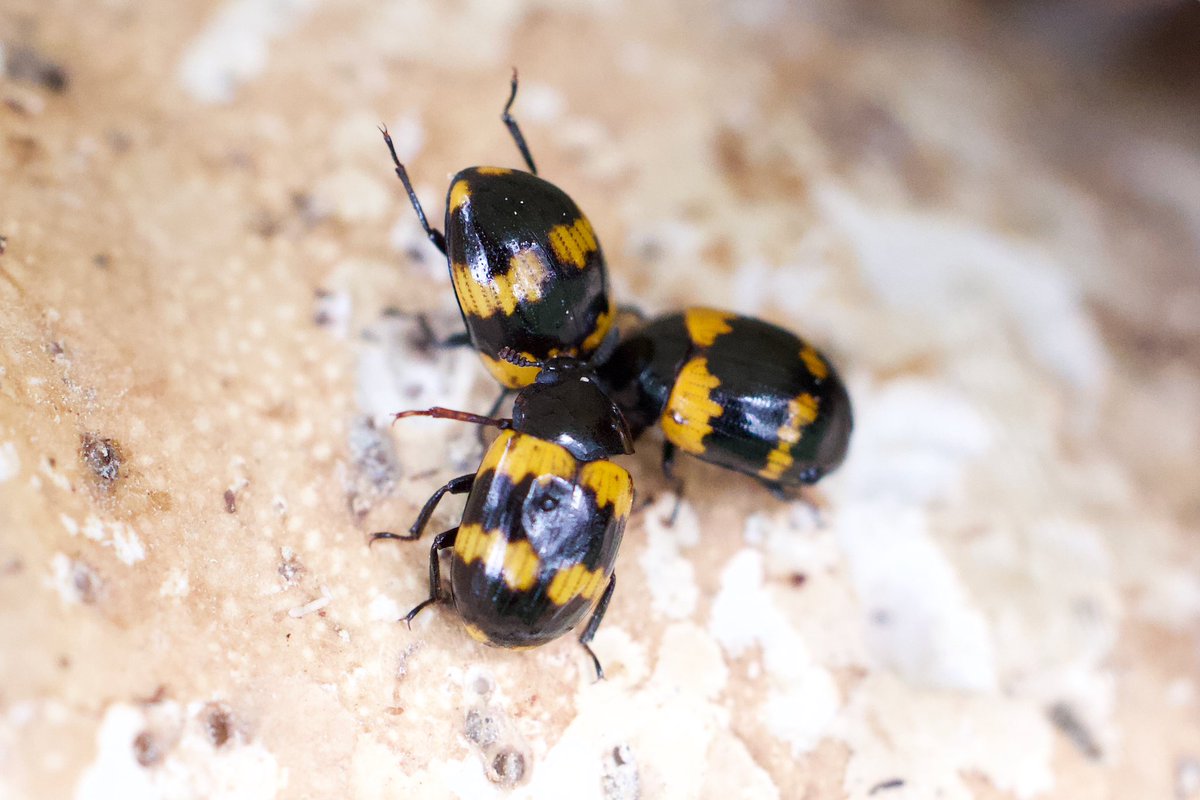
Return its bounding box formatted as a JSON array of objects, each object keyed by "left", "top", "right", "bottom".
[
  {"left": 411, "top": 312, "right": 472, "bottom": 352},
  {"left": 500, "top": 68, "right": 538, "bottom": 175},
  {"left": 410, "top": 473, "right": 476, "bottom": 538},
  {"left": 401, "top": 527, "right": 458, "bottom": 628},
  {"left": 578, "top": 573, "right": 617, "bottom": 681},
  {"left": 660, "top": 442, "right": 686, "bottom": 527},
  {"left": 757, "top": 479, "right": 828, "bottom": 526},
  {"left": 368, "top": 472, "right": 474, "bottom": 547},
  {"left": 380, "top": 125, "right": 447, "bottom": 255}
]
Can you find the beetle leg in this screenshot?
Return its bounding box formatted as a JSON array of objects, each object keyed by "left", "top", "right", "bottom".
[
  {"left": 586, "top": 324, "right": 622, "bottom": 371},
  {"left": 410, "top": 312, "right": 473, "bottom": 352},
  {"left": 439, "top": 331, "right": 472, "bottom": 348},
  {"left": 616, "top": 303, "right": 647, "bottom": 323},
  {"left": 578, "top": 573, "right": 617, "bottom": 681},
  {"left": 402, "top": 527, "right": 458, "bottom": 628},
  {"left": 380, "top": 126, "right": 447, "bottom": 255},
  {"left": 500, "top": 68, "right": 538, "bottom": 176},
  {"left": 661, "top": 442, "right": 686, "bottom": 526},
  {"left": 407, "top": 473, "right": 476, "bottom": 538},
  {"left": 759, "top": 479, "right": 794, "bottom": 503},
  {"left": 368, "top": 531, "right": 409, "bottom": 547}
]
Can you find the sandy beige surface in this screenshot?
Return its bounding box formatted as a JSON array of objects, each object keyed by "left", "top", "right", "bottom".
[{"left": 2, "top": 1, "right": 1199, "bottom": 798}]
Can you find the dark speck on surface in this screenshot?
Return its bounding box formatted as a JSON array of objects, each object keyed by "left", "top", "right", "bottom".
[
  {"left": 464, "top": 708, "right": 499, "bottom": 748},
  {"left": 70, "top": 559, "right": 101, "bottom": 604},
  {"left": 601, "top": 743, "right": 639, "bottom": 800},
  {"left": 203, "top": 703, "right": 232, "bottom": 747},
  {"left": 80, "top": 433, "right": 123, "bottom": 491},
  {"left": 491, "top": 750, "right": 526, "bottom": 786},
  {"left": 278, "top": 552, "right": 304, "bottom": 585},
  {"left": 869, "top": 778, "right": 905, "bottom": 794},
  {"left": 1048, "top": 702, "right": 1103, "bottom": 760},
  {"left": 4, "top": 44, "right": 69, "bottom": 92},
  {"left": 133, "top": 731, "right": 163, "bottom": 766}
]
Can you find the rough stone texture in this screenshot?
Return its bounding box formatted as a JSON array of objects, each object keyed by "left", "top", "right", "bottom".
[{"left": 2, "top": 1, "right": 1198, "bottom": 798}]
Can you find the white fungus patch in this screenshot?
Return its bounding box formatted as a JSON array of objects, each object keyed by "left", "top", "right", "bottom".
[
  {"left": 40, "top": 456, "right": 72, "bottom": 490},
  {"left": 834, "top": 505, "right": 997, "bottom": 692},
  {"left": 636, "top": 495, "right": 700, "bottom": 619},
  {"left": 0, "top": 441, "right": 19, "bottom": 482},
  {"left": 74, "top": 702, "right": 281, "bottom": 800},
  {"left": 517, "top": 83, "right": 566, "bottom": 123},
  {"left": 818, "top": 183, "right": 1110, "bottom": 394},
  {"left": 526, "top": 623, "right": 737, "bottom": 799},
  {"left": 178, "top": 0, "right": 318, "bottom": 104},
  {"left": 1136, "top": 565, "right": 1200, "bottom": 631},
  {"left": 159, "top": 569, "right": 190, "bottom": 598},
  {"left": 831, "top": 378, "right": 993, "bottom": 508},
  {"left": 366, "top": 593, "right": 401, "bottom": 622},
  {"left": 964, "top": 516, "right": 1120, "bottom": 753},
  {"left": 71, "top": 516, "right": 147, "bottom": 565},
  {"left": 836, "top": 673, "right": 1054, "bottom": 800},
  {"left": 111, "top": 524, "right": 147, "bottom": 565},
  {"left": 709, "top": 549, "right": 841, "bottom": 753},
  {"left": 354, "top": 314, "right": 478, "bottom": 427}
]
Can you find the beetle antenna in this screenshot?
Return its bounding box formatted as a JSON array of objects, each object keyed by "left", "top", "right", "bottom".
[
  {"left": 393, "top": 407, "right": 513, "bottom": 429},
  {"left": 497, "top": 346, "right": 543, "bottom": 369},
  {"left": 501, "top": 68, "right": 538, "bottom": 175}
]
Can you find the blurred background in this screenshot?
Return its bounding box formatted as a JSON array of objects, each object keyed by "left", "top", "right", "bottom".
[{"left": 1, "top": 1, "right": 1198, "bottom": 797}]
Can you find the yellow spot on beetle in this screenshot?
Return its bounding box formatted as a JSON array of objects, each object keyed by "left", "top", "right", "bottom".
[
  {"left": 547, "top": 217, "right": 597, "bottom": 269},
  {"left": 546, "top": 563, "right": 607, "bottom": 606},
  {"left": 661, "top": 357, "right": 724, "bottom": 455},
  {"left": 579, "top": 460, "right": 633, "bottom": 518},
  {"left": 453, "top": 523, "right": 496, "bottom": 564},
  {"left": 449, "top": 179, "right": 471, "bottom": 212},
  {"left": 684, "top": 307, "right": 735, "bottom": 347},
  {"left": 478, "top": 430, "right": 575, "bottom": 486},
  {"left": 450, "top": 247, "right": 550, "bottom": 320},
  {"left": 454, "top": 520, "right": 541, "bottom": 592},
  {"left": 503, "top": 249, "right": 547, "bottom": 307},
  {"left": 475, "top": 166, "right": 512, "bottom": 176},
  {"left": 579, "top": 301, "right": 615, "bottom": 357},
  {"left": 464, "top": 623, "right": 491, "bottom": 643},
  {"left": 800, "top": 345, "right": 829, "bottom": 381},
  {"left": 758, "top": 393, "right": 820, "bottom": 481},
  {"left": 502, "top": 539, "right": 539, "bottom": 591}
]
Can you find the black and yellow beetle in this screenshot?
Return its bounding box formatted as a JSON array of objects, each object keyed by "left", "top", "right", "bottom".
[
  {"left": 597, "top": 307, "right": 853, "bottom": 501},
  {"left": 372, "top": 352, "right": 634, "bottom": 678},
  {"left": 381, "top": 72, "right": 614, "bottom": 390}
]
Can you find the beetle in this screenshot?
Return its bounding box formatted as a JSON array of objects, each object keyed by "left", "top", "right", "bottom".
[
  {"left": 372, "top": 351, "right": 634, "bottom": 678},
  {"left": 596, "top": 307, "right": 852, "bottom": 504},
  {"left": 381, "top": 72, "right": 615, "bottom": 391}
]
